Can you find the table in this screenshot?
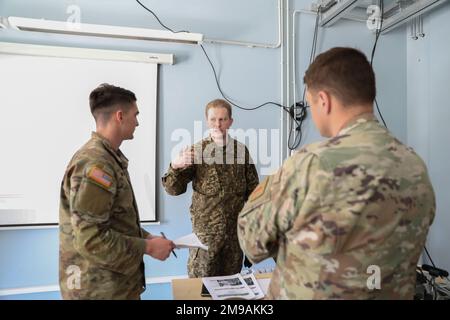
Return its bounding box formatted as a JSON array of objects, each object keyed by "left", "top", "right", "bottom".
[{"left": 172, "top": 273, "right": 272, "bottom": 300}]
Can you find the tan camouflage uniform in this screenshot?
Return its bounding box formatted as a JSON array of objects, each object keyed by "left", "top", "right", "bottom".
[
  {"left": 162, "top": 136, "right": 259, "bottom": 277},
  {"left": 59, "top": 132, "right": 150, "bottom": 300},
  {"left": 238, "top": 114, "right": 436, "bottom": 299}
]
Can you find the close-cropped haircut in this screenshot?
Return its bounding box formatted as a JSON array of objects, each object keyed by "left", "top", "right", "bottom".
[
  {"left": 304, "top": 47, "right": 376, "bottom": 106},
  {"left": 89, "top": 83, "right": 136, "bottom": 121}
]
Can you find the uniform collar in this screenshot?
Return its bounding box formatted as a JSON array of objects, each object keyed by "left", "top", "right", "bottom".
[
  {"left": 91, "top": 132, "right": 129, "bottom": 169},
  {"left": 206, "top": 134, "right": 233, "bottom": 148},
  {"left": 336, "top": 113, "right": 377, "bottom": 136}
]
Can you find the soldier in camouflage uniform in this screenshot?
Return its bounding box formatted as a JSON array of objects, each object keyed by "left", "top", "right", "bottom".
[
  {"left": 59, "top": 84, "right": 175, "bottom": 299},
  {"left": 238, "top": 48, "right": 436, "bottom": 299},
  {"left": 162, "top": 99, "right": 259, "bottom": 277}
]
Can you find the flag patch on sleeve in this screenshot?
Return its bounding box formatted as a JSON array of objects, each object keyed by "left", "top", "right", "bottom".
[{"left": 87, "top": 167, "right": 113, "bottom": 189}]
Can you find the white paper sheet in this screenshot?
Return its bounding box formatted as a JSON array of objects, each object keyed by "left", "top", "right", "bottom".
[
  {"left": 202, "top": 273, "right": 256, "bottom": 300},
  {"left": 256, "top": 278, "right": 271, "bottom": 296},
  {"left": 173, "top": 233, "right": 208, "bottom": 251},
  {"left": 242, "top": 273, "right": 265, "bottom": 300}
]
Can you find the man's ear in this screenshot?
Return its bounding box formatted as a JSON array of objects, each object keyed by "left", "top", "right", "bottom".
[
  {"left": 114, "top": 109, "right": 124, "bottom": 123},
  {"left": 318, "top": 91, "right": 332, "bottom": 115}
]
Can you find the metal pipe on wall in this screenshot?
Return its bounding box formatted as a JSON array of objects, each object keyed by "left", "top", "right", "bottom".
[{"left": 203, "top": 0, "right": 282, "bottom": 49}]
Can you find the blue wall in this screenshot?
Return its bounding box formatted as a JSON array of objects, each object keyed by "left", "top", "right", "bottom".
[
  {"left": 407, "top": 5, "right": 450, "bottom": 272},
  {"left": 0, "top": 0, "right": 280, "bottom": 299},
  {"left": 0, "top": 0, "right": 422, "bottom": 299},
  {"left": 293, "top": 0, "right": 407, "bottom": 146}
]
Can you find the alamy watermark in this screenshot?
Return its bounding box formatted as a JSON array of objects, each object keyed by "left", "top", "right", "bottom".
[
  {"left": 170, "top": 122, "right": 281, "bottom": 175},
  {"left": 367, "top": 265, "right": 381, "bottom": 290},
  {"left": 66, "top": 4, "right": 81, "bottom": 30},
  {"left": 66, "top": 265, "right": 81, "bottom": 290}
]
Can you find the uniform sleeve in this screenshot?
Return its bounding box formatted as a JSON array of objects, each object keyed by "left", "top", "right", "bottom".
[
  {"left": 237, "top": 153, "right": 319, "bottom": 263},
  {"left": 161, "top": 163, "right": 194, "bottom": 196},
  {"left": 245, "top": 148, "right": 260, "bottom": 200},
  {"left": 69, "top": 162, "right": 147, "bottom": 274},
  {"left": 141, "top": 228, "right": 151, "bottom": 239}
]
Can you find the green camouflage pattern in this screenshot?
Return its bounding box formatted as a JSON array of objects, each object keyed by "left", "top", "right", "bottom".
[
  {"left": 238, "top": 114, "right": 436, "bottom": 299},
  {"left": 59, "top": 132, "right": 149, "bottom": 300},
  {"left": 162, "top": 136, "right": 259, "bottom": 277}
]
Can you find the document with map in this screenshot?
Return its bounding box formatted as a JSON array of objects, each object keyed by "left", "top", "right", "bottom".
[{"left": 202, "top": 272, "right": 265, "bottom": 300}]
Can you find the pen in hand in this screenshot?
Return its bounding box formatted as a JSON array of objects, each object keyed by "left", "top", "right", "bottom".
[{"left": 160, "top": 232, "right": 177, "bottom": 258}]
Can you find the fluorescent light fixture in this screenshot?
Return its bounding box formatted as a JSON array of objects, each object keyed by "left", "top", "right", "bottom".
[
  {"left": 6, "top": 16, "right": 204, "bottom": 45},
  {"left": 319, "top": 0, "right": 359, "bottom": 27},
  {"left": 381, "top": 0, "right": 448, "bottom": 34},
  {"left": 0, "top": 42, "right": 174, "bottom": 65},
  {"left": 0, "top": 17, "right": 7, "bottom": 29}
]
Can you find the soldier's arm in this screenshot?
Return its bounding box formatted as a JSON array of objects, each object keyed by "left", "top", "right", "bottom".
[
  {"left": 237, "top": 153, "right": 319, "bottom": 263},
  {"left": 141, "top": 228, "right": 151, "bottom": 239},
  {"left": 69, "top": 162, "right": 147, "bottom": 274},
  {"left": 161, "top": 163, "right": 194, "bottom": 195},
  {"left": 245, "top": 148, "right": 260, "bottom": 200}
]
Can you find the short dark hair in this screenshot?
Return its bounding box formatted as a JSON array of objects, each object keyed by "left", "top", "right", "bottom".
[
  {"left": 304, "top": 47, "right": 376, "bottom": 106},
  {"left": 89, "top": 83, "right": 136, "bottom": 121},
  {"left": 205, "top": 99, "right": 232, "bottom": 119}
]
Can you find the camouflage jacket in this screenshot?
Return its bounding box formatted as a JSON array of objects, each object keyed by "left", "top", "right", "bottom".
[
  {"left": 162, "top": 136, "right": 259, "bottom": 253},
  {"left": 238, "top": 114, "right": 436, "bottom": 299},
  {"left": 59, "top": 132, "right": 150, "bottom": 300}
]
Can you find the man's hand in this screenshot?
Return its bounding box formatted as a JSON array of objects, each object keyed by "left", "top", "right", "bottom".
[
  {"left": 145, "top": 236, "right": 176, "bottom": 261},
  {"left": 171, "top": 147, "right": 194, "bottom": 170}
]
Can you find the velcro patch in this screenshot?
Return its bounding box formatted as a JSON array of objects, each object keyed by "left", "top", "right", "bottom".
[
  {"left": 248, "top": 177, "right": 270, "bottom": 202},
  {"left": 87, "top": 167, "right": 113, "bottom": 189}
]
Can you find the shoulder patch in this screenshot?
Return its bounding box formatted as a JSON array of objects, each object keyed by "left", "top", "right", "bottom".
[
  {"left": 87, "top": 167, "right": 113, "bottom": 189},
  {"left": 249, "top": 176, "right": 270, "bottom": 202}
]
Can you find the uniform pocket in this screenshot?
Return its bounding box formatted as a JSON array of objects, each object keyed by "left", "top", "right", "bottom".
[
  {"left": 112, "top": 174, "right": 134, "bottom": 214},
  {"left": 193, "top": 163, "right": 221, "bottom": 195},
  {"left": 72, "top": 179, "right": 114, "bottom": 221}
]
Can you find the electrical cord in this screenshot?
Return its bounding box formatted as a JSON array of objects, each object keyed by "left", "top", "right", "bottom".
[
  {"left": 374, "top": 98, "right": 387, "bottom": 127},
  {"left": 136, "top": 0, "right": 449, "bottom": 291},
  {"left": 135, "top": 0, "right": 189, "bottom": 33},
  {"left": 424, "top": 246, "right": 436, "bottom": 268},
  {"left": 200, "top": 44, "right": 290, "bottom": 113},
  {"left": 135, "top": 1, "right": 294, "bottom": 113},
  {"left": 302, "top": 7, "right": 321, "bottom": 103},
  {"left": 369, "top": 3, "right": 441, "bottom": 280},
  {"left": 201, "top": 42, "right": 309, "bottom": 150},
  {"left": 289, "top": 6, "right": 321, "bottom": 150},
  {"left": 135, "top": 0, "right": 316, "bottom": 150},
  {"left": 370, "top": 0, "right": 387, "bottom": 127},
  {"left": 201, "top": 41, "right": 308, "bottom": 150}
]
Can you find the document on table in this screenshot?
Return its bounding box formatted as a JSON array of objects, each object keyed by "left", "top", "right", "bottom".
[
  {"left": 202, "top": 272, "right": 265, "bottom": 300},
  {"left": 173, "top": 233, "right": 208, "bottom": 251},
  {"left": 256, "top": 278, "right": 271, "bottom": 296},
  {"left": 241, "top": 272, "right": 265, "bottom": 300}
]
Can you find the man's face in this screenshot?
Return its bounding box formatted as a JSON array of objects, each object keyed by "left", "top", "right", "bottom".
[
  {"left": 206, "top": 107, "right": 233, "bottom": 139},
  {"left": 121, "top": 102, "right": 139, "bottom": 140}
]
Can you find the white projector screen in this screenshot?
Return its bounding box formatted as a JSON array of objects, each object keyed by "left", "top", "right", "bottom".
[{"left": 0, "top": 50, "right": 158, "bottom": 227}]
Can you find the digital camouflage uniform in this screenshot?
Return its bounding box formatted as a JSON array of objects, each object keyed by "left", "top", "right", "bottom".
[
  {"left": 59, "top": 132, "right": 150, "bottom": 300},
  {"left": 162, "top": 136, "right": 259, "bottom": 277},
  {"left": 238, "top": 114, "right": 436, "bottom": 299}
]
